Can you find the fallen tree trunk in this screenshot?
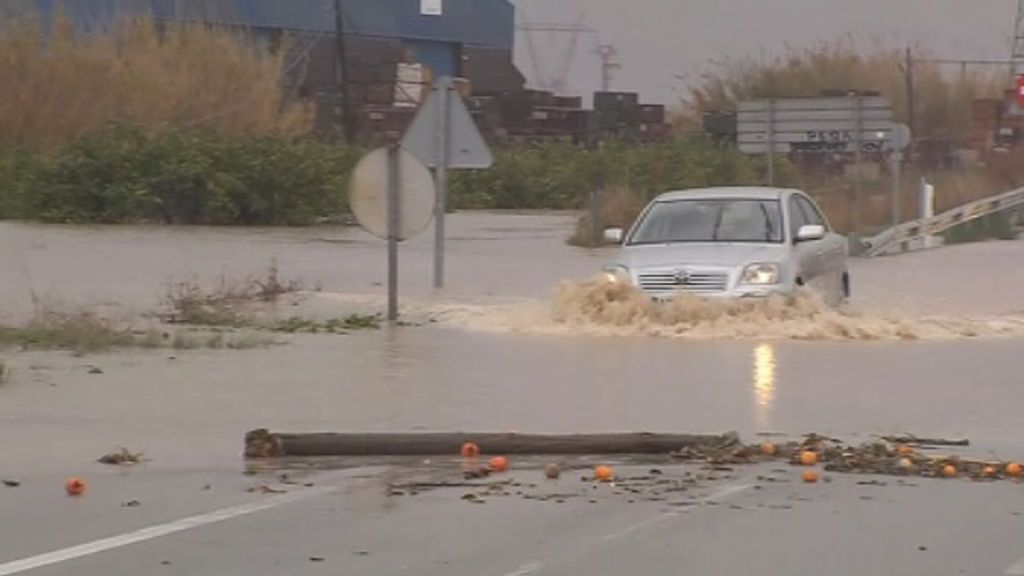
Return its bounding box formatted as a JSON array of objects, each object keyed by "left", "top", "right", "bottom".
[{"left": 244, "top": 429, "right": 739, "bottom": 459}]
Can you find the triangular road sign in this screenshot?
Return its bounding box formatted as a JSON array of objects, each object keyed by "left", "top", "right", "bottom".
[{"left": 401, "top": 77, "right": 494, "bottom": 170}]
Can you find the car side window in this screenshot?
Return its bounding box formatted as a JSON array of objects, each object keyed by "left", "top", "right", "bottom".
[
  {"left": 788, "top": 197, "right": 808, "bottom": 239},
  {"left": 796, "top": 196, "right": 828, "bottom": 230}
]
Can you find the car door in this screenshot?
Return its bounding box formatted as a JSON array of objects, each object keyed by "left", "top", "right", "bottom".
[
  {"left": 795, "top": 195, "right": 845, "bottom": 276},
  {"left": 787, "top": 195, "right": 821, "bottom": 285}
]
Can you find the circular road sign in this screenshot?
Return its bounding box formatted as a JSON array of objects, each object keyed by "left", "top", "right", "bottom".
[{"left": 349, "top": 147, "right": 436, "bottom": 241}]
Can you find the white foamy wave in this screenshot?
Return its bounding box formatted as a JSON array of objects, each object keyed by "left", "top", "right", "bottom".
[{"left": 424, "top": 279, "right": 1024, "bottom": 342}]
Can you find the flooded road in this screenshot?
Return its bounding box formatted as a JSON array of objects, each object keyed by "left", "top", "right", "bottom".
[
  {"left": 3, "top": 213, "right": 1024, "bottom": 575},
  {"left": 2, "top": 212, "right": 1024, "bottom": 469}
]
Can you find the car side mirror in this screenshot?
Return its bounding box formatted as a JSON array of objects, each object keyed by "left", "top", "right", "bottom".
[
  {"left": 796, "top": 224, "right": 826, "bottom": 242},
  {"left": 603, "top": 227, "right": 624, "bottom": 244}
]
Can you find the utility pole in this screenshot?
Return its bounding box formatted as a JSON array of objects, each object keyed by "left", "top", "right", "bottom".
[
  {"left": 596, "top": 44, "right": 620, "bottom": 91},
  {"left": 904, "top": 47, "right": 915, "bottom": 137},
  {"left": 1015, "top": 0, "right": 1024, "bottom": 75},
  {"left": 334, "top": 0, "right": 355, "bottom": 143}
]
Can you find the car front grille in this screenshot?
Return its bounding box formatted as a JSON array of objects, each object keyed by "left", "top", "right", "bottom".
[{"left": 637, "top": 271, "right": 730, "bottom": 294}]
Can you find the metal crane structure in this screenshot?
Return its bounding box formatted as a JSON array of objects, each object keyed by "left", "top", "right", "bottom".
[
  {"left": 595, "top": 44, "right": 621, "bottom": 91},
  {"left": 515, "top": 11, "right": 598, "bottom": 94}
]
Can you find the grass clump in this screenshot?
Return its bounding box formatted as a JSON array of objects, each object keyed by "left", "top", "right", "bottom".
[
  {"left": 0, "top": 311, "right": 275, "bottom": 354},
  {"left": 0, "top": 312, "right": 139, "bottom": 353},
  {"left": 164, "top": 261, "right": 302, "bottom": 327}
]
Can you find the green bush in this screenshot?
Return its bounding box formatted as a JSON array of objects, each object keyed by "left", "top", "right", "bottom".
[
  {"left": 449, "top": 137, "right": 795, "bottom": 211},
  {"left": 0, "top": 127, "right": 793, "bottom": 224},
  {"left": 943, "top": 211, "right": 1020, "bottom": 244},
  {"left": 0, "top": 125, "right": 362, "bottom": 225}
]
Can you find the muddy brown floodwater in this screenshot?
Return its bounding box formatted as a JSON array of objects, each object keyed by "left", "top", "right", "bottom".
[{"left": 2, "top": 212, "right": 1024, "bottom": 475}]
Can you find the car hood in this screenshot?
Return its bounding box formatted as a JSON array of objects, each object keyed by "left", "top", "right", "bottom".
[{"left": 615, "top": 242, "right": 788, "bottom": 270}]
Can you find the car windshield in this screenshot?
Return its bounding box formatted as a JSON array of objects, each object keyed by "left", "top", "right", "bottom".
[{"left": 629, "top": 199, "right": 784, "bottom": 245}]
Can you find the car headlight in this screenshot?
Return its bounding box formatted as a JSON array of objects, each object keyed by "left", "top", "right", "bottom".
[
  {"left": 740, "top": 263, "right": 780, "bottom": 285},
  {"left": 603, "top": 265, "right": 631, "bottom": 284}
]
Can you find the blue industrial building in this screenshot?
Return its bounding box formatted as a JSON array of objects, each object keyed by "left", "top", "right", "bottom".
[{"left": 27, "top": 0, "right": 522, "bottom": 87}]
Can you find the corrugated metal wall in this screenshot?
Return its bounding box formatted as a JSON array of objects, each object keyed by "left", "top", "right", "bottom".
[{"left": 28, "top": 0, "right": 514, "bottom": 48}]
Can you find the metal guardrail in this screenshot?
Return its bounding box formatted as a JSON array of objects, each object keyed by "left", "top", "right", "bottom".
[{"left": 863, "top": 186, "right": 1024, "bottom": 257}]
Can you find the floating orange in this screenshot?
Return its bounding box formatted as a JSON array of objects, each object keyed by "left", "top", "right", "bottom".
[
  {"left": 802, "top": 470, "right": 819, "bottom": 483},
  {"left": 896, "top": 444, "right": 915, "bottom": 456},
  {"left": 799, "top": 451, "right": 818, "bottom": 466},
  {"left": 488, "top": 456, "right": 509, "bottom": 472},
  {"left": 1007, "top": 462, "right": 1022, "bottom": 477},
  {"left": 594, "top": 465, "right": 615, "bottom": 482},
  {"left": 65, "top": 477, "right": 87, "bottom": 496},
  {"left": 982, "top": 465, "right": 999, "bottom": 478},
  {"left": 460, "top": 442, "right": 480, "bottom": 458},
  {"left": 899, "top": 458, "right": 915, "bottom": 472},
  {"left": 942, "top": 464, "right": 957, "bottom": 478},
  {"left": 761, "top": 442, "right": 778, "bottom": 456}
]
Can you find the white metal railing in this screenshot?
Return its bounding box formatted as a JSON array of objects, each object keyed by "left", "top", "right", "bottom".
[{"left": 863, "top": 185, "right": 1024, "bottom": 257}]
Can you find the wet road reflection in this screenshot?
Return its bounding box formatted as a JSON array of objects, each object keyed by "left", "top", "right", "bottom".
[{"left": 752, "top": 343, "right": 777, "bottom": 429}]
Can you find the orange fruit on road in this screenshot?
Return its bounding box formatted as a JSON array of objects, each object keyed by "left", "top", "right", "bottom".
[
  {"left": 896, "top": 444, "right": 915, "bottom": 456},
  {"left": 942, "top": 464, "right": 957, "bottom": 478},
  {"left": 802, "top": 470, "right": 819, "bottom": 483},
  {"left": 899, "top": 458, "right": 915, "bottom": 472},
  {"left": 460, "top": 442, "right": 480, "bottom": 458},
  {"left": 488, "top": 456, "right": 509, "bottom": 472},
  {"left": 761, "top": 442, "right": 778, "bottom": 456},
  {"left": 594, "top": 465, "right": 615, "bottom": 482},
  {"left": 982, "top": 465, "right": 999, "bottom": 478},
  {"left": 1007, "top": 462, "right": 1022, "bottom": 477},
  {"left": 799, "top": 451, "right": 818, "bottom": 466},
  {"left": 65, "top": 477, "right": 87, "bottom": 496}
]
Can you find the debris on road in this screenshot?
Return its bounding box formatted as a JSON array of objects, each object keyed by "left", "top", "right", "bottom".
[
  {"left": 881, "top": 435, "right": 969, "bottom": 447},
  {"left": 121, "top": 499, "right": 141, "bottom": 507},
  {"left": 98, "top": 447, "right": 144, "bottom": 465},
  {"left": 2, "top": 479, "right": 20, "bottom": 487},
  {"left": 87, "top": 365, "right": 103, "bottom": 374},
  {"left": 544, "top": 463, "right": 561, "bottom": 479},
  {"left": 246, "top": 484, "right": 286, "bottom": 494}
]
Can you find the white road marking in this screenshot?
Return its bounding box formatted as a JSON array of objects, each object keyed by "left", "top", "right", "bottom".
[
  {"left": 0, "top": 486, "right": 334, "bottom": 576},
  {"left": 1006, "top": 556, "right": 1024, "bottom": 575},
  {"left": 502, "top": 561, "right": 544, "bottom": 576},
  {"left": 499, "top": 480, "right": 754, "bottom": 576}
]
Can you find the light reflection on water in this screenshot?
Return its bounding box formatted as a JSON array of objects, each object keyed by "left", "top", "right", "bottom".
[{"left": 752, "top": 343, "right": 777, "bottom": 429}]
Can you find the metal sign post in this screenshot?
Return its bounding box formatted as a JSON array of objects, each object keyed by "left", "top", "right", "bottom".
[
  {"left": 767, "top": 99, "right": 776, "bottom": 186},
  {"left": 386, "top": 146, "right": 400, "bottom": 321},
  {"left": 402, "top": 76, "right": 493, "bottom": 291},
  {"left": 854, "top": 94, "right": 864, "bottom": 235},
  {"left": 348, "top": 147, "right": 436, "bottom": 323},
  {"left": 891, "top": 151, "right": 902, "bottom": 229},
  {"left": 432, "top": 82, "right": 452, "bottom": 289}
]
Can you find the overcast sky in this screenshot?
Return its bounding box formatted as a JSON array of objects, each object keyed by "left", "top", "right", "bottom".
[{"left": 511, "top": 0, "right": 1017, "bottom": 105}]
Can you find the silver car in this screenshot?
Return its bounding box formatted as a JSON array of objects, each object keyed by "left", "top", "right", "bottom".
[{"left": 603, "top": 187, "right": 849, "bottom": 304}]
